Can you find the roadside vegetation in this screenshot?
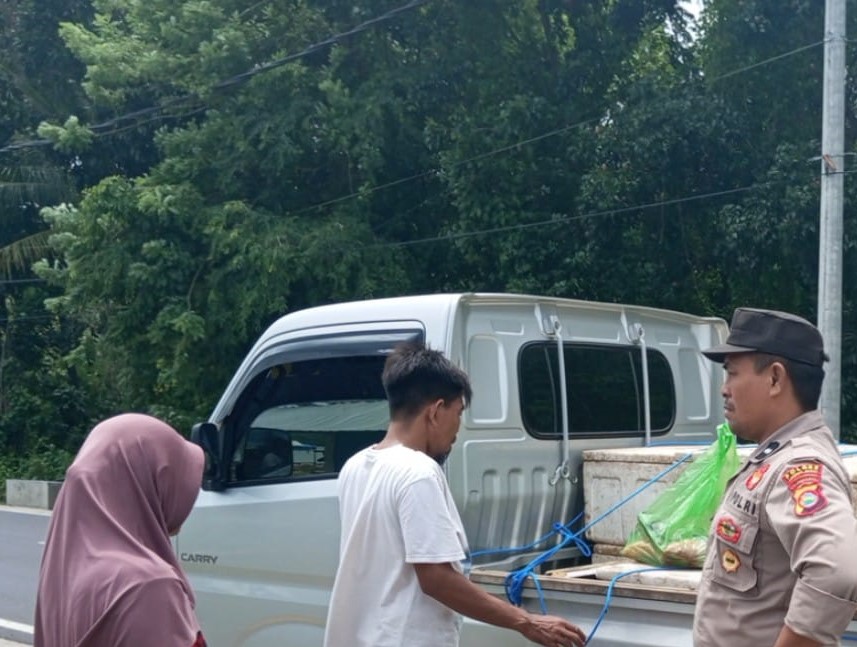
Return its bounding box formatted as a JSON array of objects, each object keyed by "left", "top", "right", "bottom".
[{"left": 2, "top": 0, "right": 857, "bottom": 489}]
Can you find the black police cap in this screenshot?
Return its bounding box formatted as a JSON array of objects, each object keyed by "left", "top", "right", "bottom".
[{"left": 702, "top": 308, "right": 827, "bottom": 367}]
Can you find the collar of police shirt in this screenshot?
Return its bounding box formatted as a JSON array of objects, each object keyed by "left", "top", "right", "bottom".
[{"left": 746, "top": 410, "right": 826, "bottom": 465}]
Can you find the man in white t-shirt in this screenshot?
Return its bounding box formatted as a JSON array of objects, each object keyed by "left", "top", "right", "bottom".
[{"left": 324, "top": 342, "right": 585, "bottom": 647}]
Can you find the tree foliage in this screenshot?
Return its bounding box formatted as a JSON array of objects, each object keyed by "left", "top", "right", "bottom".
[{"left": 2, "top": 0, "right": 857, "bottom": 469}]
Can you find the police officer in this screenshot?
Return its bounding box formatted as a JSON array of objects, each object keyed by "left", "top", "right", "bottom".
[{"left": 693, "top": 308, "right": 857, "bottom": 647}]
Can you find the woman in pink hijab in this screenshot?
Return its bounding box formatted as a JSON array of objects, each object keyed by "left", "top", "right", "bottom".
[{"left": 34, "top": 413, "right": 207, "bottom": 647}]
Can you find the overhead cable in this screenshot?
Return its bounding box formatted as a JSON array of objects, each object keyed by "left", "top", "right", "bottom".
[
  {"left": 0, "top": 0, "right": 432, "bottom": 154},
  {"left": 0, "top": 27, "right": 824, "bottom": 155},
  {"left": 364, "top": 184, "right": 771, "bottom": 250},
  {"left": 282, "top": 39, "right": 827, "bottom": 221}
]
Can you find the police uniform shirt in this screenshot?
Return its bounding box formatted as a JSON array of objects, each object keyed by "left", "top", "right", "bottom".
[{"left": 693, "top": 411, "right": 857, "bottom": 646}]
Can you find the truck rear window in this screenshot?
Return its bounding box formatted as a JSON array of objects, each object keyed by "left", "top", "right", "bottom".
[{"left": 519, "top": 342, "right": 675, "bottom": 437}]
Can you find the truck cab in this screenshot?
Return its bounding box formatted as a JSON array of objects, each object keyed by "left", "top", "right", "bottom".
[{"left": 177, "top": 293, "right": 728, "bottom": 646}]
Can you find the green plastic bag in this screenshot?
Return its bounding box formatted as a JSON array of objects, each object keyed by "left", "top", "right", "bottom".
[{"left": 621, "top": 423, "right": 740, "bottom": 567}]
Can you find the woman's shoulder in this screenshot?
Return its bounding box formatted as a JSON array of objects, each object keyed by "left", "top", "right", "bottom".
[
  {"left": 111, "top": 576, "right": 199, "bottom": 635},
  {"left": 78, "top": 556, "right": 189, "bottom": 610},
  {"left": 76, "top": 569, "right": 199, "bottom": 646}
]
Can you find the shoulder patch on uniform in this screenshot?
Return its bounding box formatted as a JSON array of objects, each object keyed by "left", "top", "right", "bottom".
[
  {"left": 782, "top": 462, "right": 828, "bottom": 517},
  {"left": 745, "top": 463, "right": 770, "bottom": 490}
]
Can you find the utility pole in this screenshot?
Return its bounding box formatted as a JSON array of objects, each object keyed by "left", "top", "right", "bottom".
[{"left": 818, "top": 0, "right": 846, "bottom": 439}]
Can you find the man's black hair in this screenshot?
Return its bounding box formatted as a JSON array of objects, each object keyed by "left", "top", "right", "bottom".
[
  {"left": 382, "top": 342, "right": 473, "bottom": 420},
  {"left": 753, "top": 353, "right": 825, "bottom": 411}
]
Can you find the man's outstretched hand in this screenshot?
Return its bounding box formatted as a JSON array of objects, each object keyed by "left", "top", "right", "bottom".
[{"left": 516, "top": 612, "right": 587, "bottom": 647}]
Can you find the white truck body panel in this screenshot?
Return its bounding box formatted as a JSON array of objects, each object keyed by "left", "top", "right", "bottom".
[{"left": 177, "top": 293, "right": 733, "bottom": 646}]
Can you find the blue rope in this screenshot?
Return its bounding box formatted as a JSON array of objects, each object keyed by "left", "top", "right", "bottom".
[
  {"left": 585, "top": 567, "right": 681, "bottom": 644},
  {"left": 576, "top": 443, "right": 857, "bottom": 643},
  {"left": 503, "top": 453, "right": 693, "bottom": 610},
  {"left": 479, "top": 445, "right": 854, "bottom": 561},
  {"left": 475, "top": 446, "right": 700, "bottom": 561},
  {"left": 503, "top": 520, "right": 593, "bottom": 610},
  {"left": 488, "top": 440, "right": 856, "bottom": 641},
  {"left": 470, "top": 511, "right": 585, "bottom": 559},
  {"left": 584, "top": 567, "right": 857, "bottom": 646},
  {"left": 575, "top": 452, "right": 692, "bottom": 537},
  {"left": 577, "top": 444, "right": 857, "bottom": 641}
]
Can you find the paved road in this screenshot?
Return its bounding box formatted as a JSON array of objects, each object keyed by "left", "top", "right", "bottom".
[{"left": 0, "top": 507, "right": 49, "bottom": 644}]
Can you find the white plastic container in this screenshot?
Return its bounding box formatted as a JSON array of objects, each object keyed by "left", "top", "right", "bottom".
[
  {"left": 582, "top": 446, "right": 708, "bottom": 546},
  {"left": 583, "top": 444, "right": 857, "bottom": 547}
]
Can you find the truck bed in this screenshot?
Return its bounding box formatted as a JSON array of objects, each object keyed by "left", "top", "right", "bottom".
[{"left": 471, "top": 564, "right": 857, "bottom": 646}]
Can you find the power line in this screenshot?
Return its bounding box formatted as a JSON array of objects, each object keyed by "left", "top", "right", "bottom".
[
  {"left": 0, "top": 28, "right": 828, "bottom": 266},
  {"left": 360, "top": 183, "right": 771, "bottom": 251},
  {"left": 0, "top": 182, "right": 800, "bottom": 302},
  {"left": 0, "top": 278, "right": 48, "bottom": 285},
  {"left": 1, "top": 184, "right": 779, "bottom": 275},
  {"left": 0, "top": 315, "right": 54, "bottom": 324},
  {"left": 0, "top": 34, "right": 822, "bottom": 264},
  {"left": 284, "top": 39, "right": 825, "bottom": 222},
  {"left": 706, "top": 40, "right": 825, "bottom": 83},
  {"left": 0, "top": 0, "right": 432, "bottom": 155},
  {"left": 214, "top": 0, "right": 431, "bottom": 91},
  {"left": 287, "top": 117, "right": 602, "bottom": 218},
  {"left": 0, "top": 25, "right": 823, "bottom": 157}
]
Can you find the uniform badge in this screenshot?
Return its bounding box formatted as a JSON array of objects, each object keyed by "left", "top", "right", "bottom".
[
  {"left": 716, "top": 516, "right": 742, "bottom": 543},
  {"left": 745, "top": 464, "right": 770, "bottom": 491},
  {"left": 782, "top": 462, "right": 828, "bottom": 517},
  {"left": 721, "top": 548, "right": 741, "bottom": 573}
]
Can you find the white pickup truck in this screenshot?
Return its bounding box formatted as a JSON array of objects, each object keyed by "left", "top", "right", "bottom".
[{"left": 177, "top": 293, "right": 857, "bottom": 646}]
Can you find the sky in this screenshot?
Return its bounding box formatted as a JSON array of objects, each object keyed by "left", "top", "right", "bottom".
[{"left": 682, "top": 0, "right": 704, "bottom": 21}]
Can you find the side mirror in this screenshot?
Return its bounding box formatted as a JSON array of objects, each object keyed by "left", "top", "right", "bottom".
[{"left": 191, "top": 422, "right": 225, "bottom": 491}]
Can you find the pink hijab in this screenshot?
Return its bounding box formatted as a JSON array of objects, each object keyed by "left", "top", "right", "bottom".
[{"left": 34, "top": 413, "right": 205, "bottom": 647}]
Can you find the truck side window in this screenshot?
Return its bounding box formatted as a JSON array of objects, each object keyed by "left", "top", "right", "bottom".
[
  {"left": 226, "top": 355, "right": 389, "bottom": 485},
  {"left": 519, "top": 342, "right": 675, "bottom": 438}
]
